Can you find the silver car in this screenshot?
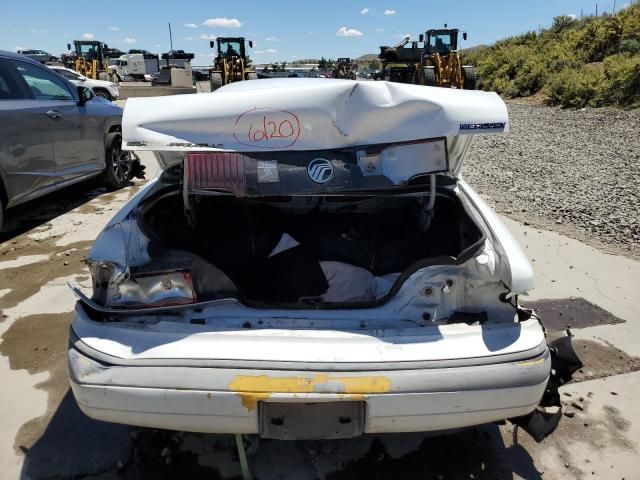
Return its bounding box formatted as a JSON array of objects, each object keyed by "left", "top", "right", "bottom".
[
  {"left": 17, "top": 48, "right": 59, "bottom": 63},
  {"left": 0, "top": 50, "right": 135, "bottom": 231}
]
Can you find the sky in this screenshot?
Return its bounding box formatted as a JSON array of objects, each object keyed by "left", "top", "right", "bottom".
[{"left": 2, "top": 0, "right": 633, "bottom": 65}]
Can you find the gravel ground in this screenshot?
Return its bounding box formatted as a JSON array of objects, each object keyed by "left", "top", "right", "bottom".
[{"left": 463, "top": 102, "right": 640, "bottom": 260}]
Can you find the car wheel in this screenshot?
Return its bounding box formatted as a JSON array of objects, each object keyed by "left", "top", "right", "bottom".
[
  {"left": 94, "top": 89, "right": 111, "bottom": 100},
  {"left": 102, "top": 133, "right": 132, "bottom": 190}
]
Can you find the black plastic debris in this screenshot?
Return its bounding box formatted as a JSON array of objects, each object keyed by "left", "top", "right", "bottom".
[
  {"left": 130, "top": 157, "right": 147, "bottom": 180},
  {"left": 509, "top": 335, "right": 583, "bottom": 442}
]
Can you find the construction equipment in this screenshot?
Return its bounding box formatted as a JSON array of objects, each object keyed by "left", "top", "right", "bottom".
[
  {"left": 378, "top": 37, "right": 425, "bottom": 84},
  {"left": 418, "top": 28, "right": 476, "bottom": 89},
  {"left": 332, "top": 58, "right": 357, "bottom": 79},
  {"left": 208, "top": 38, "right": 257, "bottom": 92},
  {"left": 66, "top": 40, "right": 118, "bottom": 83}
]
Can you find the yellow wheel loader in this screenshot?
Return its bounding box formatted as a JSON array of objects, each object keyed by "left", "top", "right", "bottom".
[
  {"left": 67, "top": 40, "right": 118, "bottom": 83},
  {"left": 208, "top": 37, "right": 257, "bottom": 92},
  {"left": 418, "top": 28, "right": 476, "bottom": 89}
]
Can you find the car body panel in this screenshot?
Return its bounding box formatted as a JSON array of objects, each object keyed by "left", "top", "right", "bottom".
[
  {"left": 69, "top": 339, "right": 549, "bottom": 434},
  {"left": 0, "top": 99, "right": 56, "bottom": 206},
  {"left": 71, "top": 301, "right": 545, "bottom": 366},
  {"left": 122, "top": 79, "right": 508, "bottom": 176},
  {"left": 458, "top": 179, "right": 535, "bottom": 294}
]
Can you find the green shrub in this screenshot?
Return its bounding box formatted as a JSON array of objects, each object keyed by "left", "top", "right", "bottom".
[
  {"left": 465, "top": 4, "right": 640, "bottom": 107},
  {"left": 602, "top": 54, "right": 640, "bottom": 106},
  {"left": 544, "top": 67, "right": 604, "bottom": 108}
]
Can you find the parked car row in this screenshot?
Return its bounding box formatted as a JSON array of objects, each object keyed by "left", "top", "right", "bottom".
[{"left": 0, "top": 50, "right": 136, "bottom": 231}]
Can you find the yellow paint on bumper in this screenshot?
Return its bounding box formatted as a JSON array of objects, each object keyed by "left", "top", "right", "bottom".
[{"left": 229, "top": 374, "right": 392, "bottom": 412}]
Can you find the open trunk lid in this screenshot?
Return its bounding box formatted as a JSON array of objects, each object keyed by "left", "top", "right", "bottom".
[{"left": 122, "top": 79, "right": 509, "bottom": 180}]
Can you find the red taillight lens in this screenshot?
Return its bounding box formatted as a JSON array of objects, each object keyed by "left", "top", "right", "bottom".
[{"left": 185, "top": 152, "right": 247, "bottom": 195}]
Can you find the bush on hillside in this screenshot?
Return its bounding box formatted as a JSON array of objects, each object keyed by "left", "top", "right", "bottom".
[
  {"left": 544, "top": 67, "right": 604, "bottom": 108},
  {"left": 602, "top": 53, "right": 640, "bottom": 105},
  {"left": 463, "top": 4, "right": 640, "bottom": 107}
]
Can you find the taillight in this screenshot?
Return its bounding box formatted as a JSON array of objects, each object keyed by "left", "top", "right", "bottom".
[
  {"left": 110, "top": 271, "right": 197, "bottom": 309},
  {"left": 185, "top": 152, "right": 247, "bottom": 195}
]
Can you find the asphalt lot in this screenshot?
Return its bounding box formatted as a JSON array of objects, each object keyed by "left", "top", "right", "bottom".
[{"left": 1, "top": 146, "right": 640, "bottom": 477}]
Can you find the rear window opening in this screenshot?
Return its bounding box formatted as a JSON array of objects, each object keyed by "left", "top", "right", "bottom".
[{"left": 131, "top": 186, "right": 485, "bottom": 308}]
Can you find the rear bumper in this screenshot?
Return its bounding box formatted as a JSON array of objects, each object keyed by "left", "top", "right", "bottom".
[{"left": 69, "top": 342, "right": 550, "bottom": 436}]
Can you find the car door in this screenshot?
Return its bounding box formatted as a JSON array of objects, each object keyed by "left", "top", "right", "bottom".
[
  {"left": 0, "top": 58, "right": 56, "bottom": 207},
  {"left": 10, "top": 59, "right": 105, "bottom": 185}
]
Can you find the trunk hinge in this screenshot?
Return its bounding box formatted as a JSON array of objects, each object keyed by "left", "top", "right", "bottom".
[{"left": 182, "top": 160, "right": 197, "bottom": 227}]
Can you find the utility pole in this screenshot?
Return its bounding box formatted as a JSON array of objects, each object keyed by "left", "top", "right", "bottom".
[
  {"left": 595, "top": 1, "right": 598, "bottom": 16},
  {"left": 613, "top": 0, "right": 616, "bottom": 13},
  {"left": 168, "top": 22, "right": 174, "bottom": 66}
]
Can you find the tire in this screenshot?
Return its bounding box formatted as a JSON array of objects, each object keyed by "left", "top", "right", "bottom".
[
  {"left": 462, "top": 66, "right": 477, "bottom": 90},
  {"left": 210, "top": 73, "right": 223, "bottom": 92},
  {"left": 246, "top": 72, "right": 258, "bottom": 80},
  {"left": 423, "top": 67, "right": 436, "bottom": 86},
  {"left": 102, "top": 133, "right": 132, "bottom": 190},
  {"left": 94, "top": 89, "right": 111, "bottom": 101}
]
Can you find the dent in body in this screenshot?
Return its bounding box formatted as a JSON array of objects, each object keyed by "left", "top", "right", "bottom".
[{"left": 82, "top": 179, "right": 158, "bottom": 301}]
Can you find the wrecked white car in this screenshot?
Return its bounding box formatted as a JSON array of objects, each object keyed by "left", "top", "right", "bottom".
[{"left": 69, "top": 79, "right": 577, "bottom": 441}]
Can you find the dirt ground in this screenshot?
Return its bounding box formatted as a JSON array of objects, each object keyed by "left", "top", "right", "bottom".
[{"left": 1, "top": 152, "right": 639, "bottom": 479}]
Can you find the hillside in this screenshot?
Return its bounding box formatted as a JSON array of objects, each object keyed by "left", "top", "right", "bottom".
[{"left": 462, "top": 5, "right": 640, "bottom": 107}]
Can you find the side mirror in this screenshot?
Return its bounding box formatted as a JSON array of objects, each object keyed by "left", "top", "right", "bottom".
[
  {"left": 248, "top": 40, "right": 253, "bottom": 48},
  {"left": 210, "top": 41, "right": 215, "bottom": 48},
  {"left": 78, "top": 76, "right": 87, "bottom": 81},
  {"left": 463, "top": 32, "right": 468, "bottom": 41},
  {"left": 419, "top": 34, "right": 424, "bottom": 42},
  {"left": 104, "top": 44, "right": 109, "bottom": 49},
  {"left": 67, "top": 43, "right": 71, "bottom": 51},
  {"left": 77, "top": 86, "right": 94, "bottom": 105}
]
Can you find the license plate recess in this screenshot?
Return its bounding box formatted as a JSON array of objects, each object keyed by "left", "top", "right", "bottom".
[{"left": 259, "top": 401, "right": 364, "bottom": 440}]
